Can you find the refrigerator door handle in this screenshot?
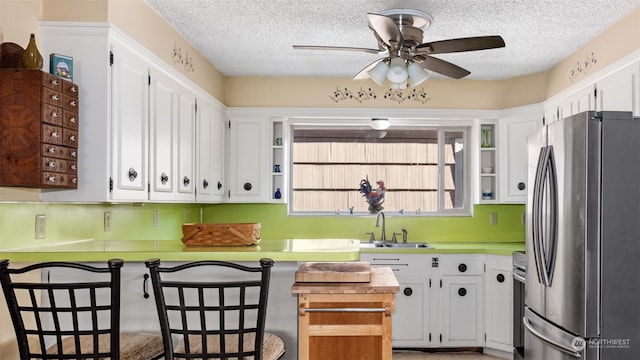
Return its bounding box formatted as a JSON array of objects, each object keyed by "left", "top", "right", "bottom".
[
  {"left": 523, "top": 316, "right": 582, "bottom": 358},
  {"left": 532, "top": 147, "right": 547, "bottom": 284},
  {"left": 544, "top": 146, "right": 559, "bottom": 285}
]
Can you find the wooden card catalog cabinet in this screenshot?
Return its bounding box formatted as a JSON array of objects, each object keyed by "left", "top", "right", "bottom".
[{"left": 0, "top": 69, "right": 79, "bottom": 188}]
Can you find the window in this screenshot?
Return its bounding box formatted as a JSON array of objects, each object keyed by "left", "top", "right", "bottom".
[{"left": 290, "top": 125, "right": 470, "bottom": 215}]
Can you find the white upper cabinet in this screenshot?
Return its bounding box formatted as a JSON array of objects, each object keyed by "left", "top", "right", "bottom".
[
  {"left": 227, "top": 116, "right": 270, "bottom": 202},
  {"left": 148, "top": 68, "right": 196, "bottom": 202},
  {"left": 39, "top": 23, "right": 210, "bottom": 203},
  {"left": 196, "top": 98, "right": 226, "bottom": 203},
  {"left": 596, "top": 62, "right": 640, "bottom": 115},
  {"left": 498, "top": 105, "right": 543, "bottom": 203},
  {"left": 110, "top": 38, "right": 150, "bottom": 201}
]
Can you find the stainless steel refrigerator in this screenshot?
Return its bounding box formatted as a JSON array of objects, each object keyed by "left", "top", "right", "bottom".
[{"left": 524, "top": 111, "right": 640, "bottom": 360}]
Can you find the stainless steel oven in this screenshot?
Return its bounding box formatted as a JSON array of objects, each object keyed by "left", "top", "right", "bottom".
[{"left": 512, "top": 250, "right": 526, "bottom": 360}]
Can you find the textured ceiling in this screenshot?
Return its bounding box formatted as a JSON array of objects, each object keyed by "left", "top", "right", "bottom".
[{"left": 145, "top": 0, "right": 639, "bottom": 80}]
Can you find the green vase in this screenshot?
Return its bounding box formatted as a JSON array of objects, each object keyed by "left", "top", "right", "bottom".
[
  {"left": 481, "top": 129, "right": 491, "bottom": 148},
  {"left": 22, "top": 33, "right": 43, "bottom": 69}
]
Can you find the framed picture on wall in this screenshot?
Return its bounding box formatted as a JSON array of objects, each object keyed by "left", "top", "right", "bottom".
[{"left": 49, "top": 53, "right": 73, "bottom": 81}]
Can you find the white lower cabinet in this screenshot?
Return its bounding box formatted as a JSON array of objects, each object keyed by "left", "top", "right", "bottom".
[
  {"left": 361, "top": 253, "right": 514, "bottom": 351},
  {"left": 359, "top": 253, "right": 431, "bottom": 347},
  {"left": 484, "top": 255, "right": 513, "bottom": 353},
  {"left": 439, "top": 255, "right": 484, "bottom": 347}
]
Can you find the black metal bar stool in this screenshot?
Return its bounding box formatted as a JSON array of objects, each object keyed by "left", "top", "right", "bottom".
[
  {"left": 0, "top": 259, "right": 164, "bottom": 360},
  {"left": 145, "top": 258, "right": 285, "bottom": 360}
]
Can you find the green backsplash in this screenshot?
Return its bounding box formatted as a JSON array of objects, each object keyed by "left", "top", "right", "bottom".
[{"left": 0, "top": 203, "right": 524, "bottom": 249}]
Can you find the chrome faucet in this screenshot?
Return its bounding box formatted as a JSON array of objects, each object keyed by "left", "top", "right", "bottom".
[{"left": 375, "top": 211, "right": 387, "bottom": 242}]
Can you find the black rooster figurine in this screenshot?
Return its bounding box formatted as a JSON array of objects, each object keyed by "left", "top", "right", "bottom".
[{"left": 359, "top": 177, "right": 386, "bottom": 214}]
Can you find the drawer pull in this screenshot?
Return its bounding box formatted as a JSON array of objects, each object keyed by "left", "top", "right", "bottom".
[
  {"left": 69, "top": 135, "right": 76, "bottom": 142},
  {"left": 52, "top": 111, "right": 59, "bottom": 118},
  {"left": 51, "top": 94, "right": 59, "bottom": 101},
  {"left": 47, "top": 176, "right": 56, "bottom": 183},
  {"left": 51, "top": 131, "right": 59, "bottom": 138},
  {"left": 458, "top": 263, "right": 467, "bottom": 272},
  {"left": 52, "top": 79, "right": 59, "bottom": 86},
  {"left": 71, "top": 151, "right": 77, "bottom": 157},
  {"left": 48, "top": 147, "right": 56, "bottom": 154},
  {"left": 70, "top": 100, "right": 77, "bottom": 107},
  {"left": 48, "top": 162, "right": 56, "bottom": 169},
  {"left": 70, "top": 117, "right": 77, "bottom": 123},
  {"left": 71, "top": 165, "right": 77, "bottom": 170},
  {"left": 71, "top": 178, "right": 78, "bottom": 184},
  {"left": 70, "top": 86, "right": 77, "bottom": 93}
]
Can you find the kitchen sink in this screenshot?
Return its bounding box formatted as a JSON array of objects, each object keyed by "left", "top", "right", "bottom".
[
  {"left": 359, "top": 241, "right": 385, "bottom": 249},
  {"left": 384, "top": 242, "right": 432, "bottom": 249},
  {"left": 359, "top": 241, "right": 432, "bottom": 249}
]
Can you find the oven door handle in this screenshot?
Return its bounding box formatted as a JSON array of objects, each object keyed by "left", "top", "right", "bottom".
[
  {"left": 523, "top": 316, "right": 582, "bottom": 358},
  {"left": 513, "top": 270, "right": 526, "bottom": 283}
]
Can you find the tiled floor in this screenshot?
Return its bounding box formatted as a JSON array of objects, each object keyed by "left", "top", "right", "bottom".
[{"left": 393, "top": 350, "right": 505, "bottom": 360}]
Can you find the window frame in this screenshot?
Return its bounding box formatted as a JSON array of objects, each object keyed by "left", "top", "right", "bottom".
[{"left": 286, "top": 119, "right": 472, "bottom": 217}]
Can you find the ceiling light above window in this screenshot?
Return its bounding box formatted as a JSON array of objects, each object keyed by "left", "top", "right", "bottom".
[{"left": 370, "top": 118, "right": 390, "bottom": 130}]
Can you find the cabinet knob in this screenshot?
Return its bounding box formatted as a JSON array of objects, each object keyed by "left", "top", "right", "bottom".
[
  {"left": 52, "top": 79, "right": 59, "bottom": 86},
  {"left": 72, "top": 177, "right": 78, "bottom": 184},
  {"left": 51, "top": 131, "right": 59, "bottom": 138},
  {"left": 217, "top": 181, "right": 223, "bottom": 190},
  {"left": 48, "top": 162, "right": 56, "bottom": 169},
  {"left": 48, "top": 147, "right": 56, "bottom": 154},
  {"left": 70, "top": 86, "right": 77, "bottom": 93},
  {"left": 47, "top": 176, "right": 56, "bottom": 183},
  {"left": 517, "top": 182, "right": 526, "bottom": 190},
  {"left": 403, "top": 287, "right": 413, "bottom": 296},
  {"left": 243, "top": 182, "right": 252, "bottom": 191},
  {"left": 183, "top": 176, "right": 190, "bottom": 187},
  {"left": 458, "top": 263, "right": 467, "bottom": 273},
  {"left": 128, "top": 168, "right": 138, "bottom": 181},
  {"left": 70, "top": 100, "right": 77, "bottom": 107},
  {"left": 203, "top": 179, "right": 209, "bottom": 189},
  {"left": 458, "top": 288, "right": 467, "bottom": 297},
  {"left": 497, "top": 273, "right": 505, "bottom": 283},
  {"left": 69, "top": 135, "right": 76, "bottom": 142},
  {"left": 71, "top": 151, "right": 77, "bottom": 158},
  {"left": 51, "top": 94, "right": 59, "bottom": 101},
  {"left": 160, "top": 173, "right": 169, "bottom": 185},
  {"left": 52, "top": 111, "right": 59, "bottom": 118},
  {"left": 70, "top": 117, "right": 77, "bottom": 123},
  {"left": 71, "top": 165, "right": 77, "bottom": 170}
]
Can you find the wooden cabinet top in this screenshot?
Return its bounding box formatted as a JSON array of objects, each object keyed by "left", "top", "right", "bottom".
[{"left": 291, "top": 266, "right": 399, "bottom": 295}]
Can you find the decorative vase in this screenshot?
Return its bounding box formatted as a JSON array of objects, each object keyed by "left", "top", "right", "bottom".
[
  {"left": 274, "top": 188, "right": 282, "bottom": 199},
  {"left": 481, "top": 129, "right": 491, "bottom": 148},
  {"left": 22, "top": 33, "right": 43, "bottom": 69}
]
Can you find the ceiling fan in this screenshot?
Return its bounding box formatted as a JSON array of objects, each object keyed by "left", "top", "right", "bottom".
[{"left": 293, "top": 9, "right": 505, "bottom": 87}]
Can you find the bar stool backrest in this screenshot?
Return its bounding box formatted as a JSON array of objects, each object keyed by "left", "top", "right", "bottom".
[{"left": 0, "top": 259, "right": 124, "bottom": 360}]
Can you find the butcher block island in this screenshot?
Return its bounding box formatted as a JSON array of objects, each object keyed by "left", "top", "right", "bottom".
[{"left": 292, "top": 262, "right": 399, "bottom": 360}]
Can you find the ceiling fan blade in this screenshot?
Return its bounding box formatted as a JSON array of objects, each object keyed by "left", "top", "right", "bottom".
[
  {"left": 418, "top": 56, "right": 471, "bottom": 79},
  {"left": 367, "top": 13, "right": 403, "bottom": 47},
  {"left": 353, "top": 58, "right": 385, "bottom": 80},
  {"left": 293, "top": 45, "right": 383, "bottom": 55},
  {"left": 415, "top": 35, "right": 505, "bottom": 54}
]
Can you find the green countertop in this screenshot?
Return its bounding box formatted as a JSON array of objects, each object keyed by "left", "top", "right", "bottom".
[{"left": 0, "top": 239, "right": 524, "bottom": 263}]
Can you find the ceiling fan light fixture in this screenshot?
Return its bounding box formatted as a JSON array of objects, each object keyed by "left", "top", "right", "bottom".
[
  {"left": 386, "top": 57, "right": 408, "bottom": 83},
  {"left": 370, "top": 118, "right": 390, "bottom": 130},
  {"left": 407, "top": 62, "right": 430, "bottom": 86},
  {"left": 367, "top": 61, "right": 390, "bottom": 86}
]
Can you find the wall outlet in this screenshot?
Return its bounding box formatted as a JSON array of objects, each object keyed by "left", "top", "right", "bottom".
[
  {"left": 489, "top": 212, "right": 498, "bottom": 225},
  {"left": 153, "top": 210, "right": 159, "bottom": 227},
  {"left": 35, "top": 215, "right": 46, "bottom": 239},
  {"left": 104, "top": 211, "right": 112, "bottom": 232}
]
